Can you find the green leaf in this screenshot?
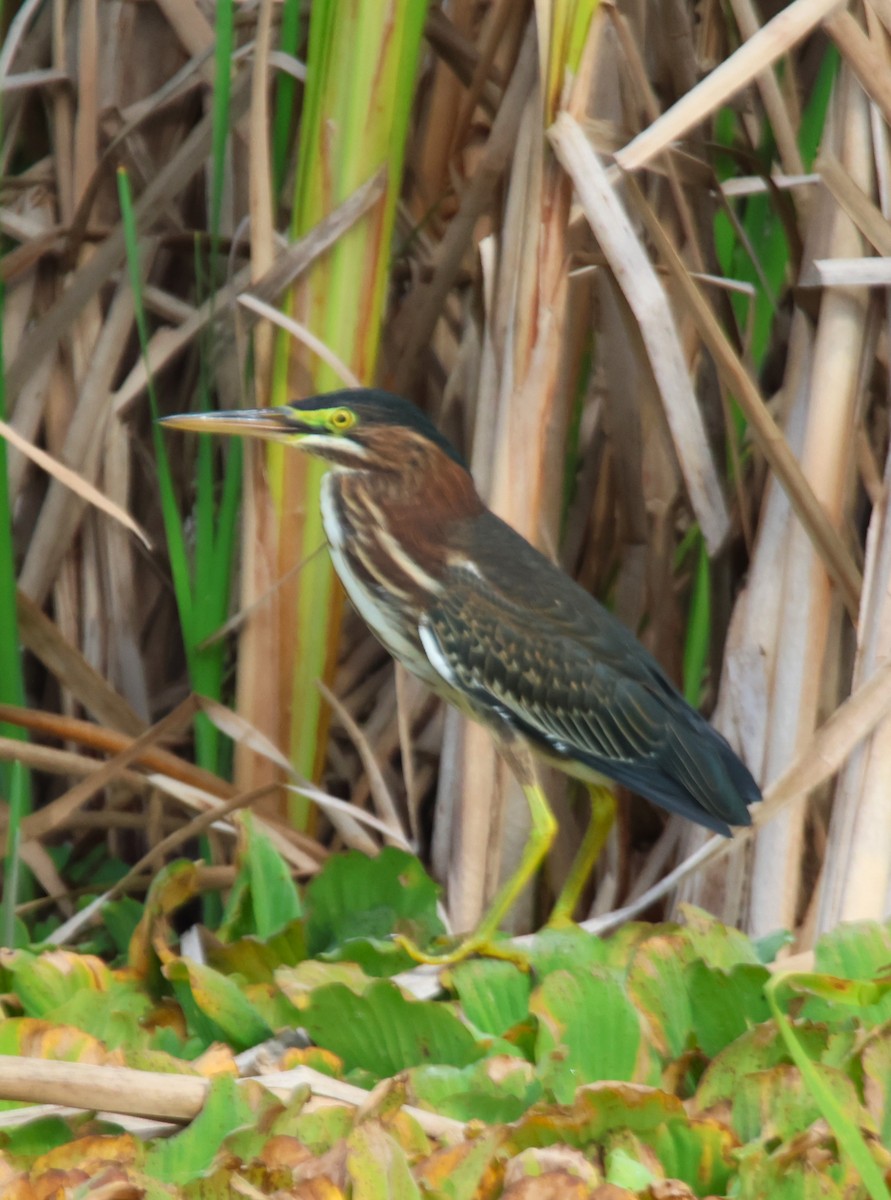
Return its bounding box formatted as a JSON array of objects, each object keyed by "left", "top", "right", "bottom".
[
  {"left": 681, "top": 535, "right": 710, "bottom": 707},
  {"left": 605, "top": 1144, "right": 657, "bottom": 1191},
  {"left": 794, "top": 970, "right": 891, "bottom": 1019},
  {"left": 731, "top": 1062, "right": 863, "bottom": 1144},
  {"left": 799, "top": 45, "right": 839, "bottom": 170},
  {"left": 128, "top": 859, "right": 203, "bottom": 985},
  {"left": 0, "top": 276, "right": 33, "bottom": 947},
  {"left": 3, "top": 949, "right": 112, "bottom": 1017},
  {"left": 767, "top": 974, "right": 891, "bottom": 1200},
  {"left": 50, "top": 986, "right": 152, "bottom": 1049},
  {"left": 811, "top": 922, "right": 891, "bottom": 1026},
  {"left": 507, "top": 1084, "right": 735, "bottom": 1195},
  {"left": 524, "top": 926, "right": 608, "bottom": 977},
  {"left": 863, "top": 1023, "right": 891, "bottom": 1149},
  {"left": 599, "top": 922, "right": 662, "bottom": 971},
  {"left": 274, "top": 0, "right": 432, "bottom": 798},
  {"left": 695, "top": 1020, "right": 831, "bottom": 1111},
  {"left": 117, "top": 167, "right": 193, "bottom": 651},
  {"left": 686, "top": 961, "right": 771, "bottom": 1057},
  {"left": 223, "top": 1085, "right": 301, "bottom": 1167},
  {"left": 294, "top": 980, "right": 484, "bottom": 1079},
  {"left": 735, "top": 1137, "right": 868, "bottom": 1200},
  {"left": 531, "top": 969, "right": 642, "bottom": 1102},
  {"left": 0, "top": 1021, "right": 113, "bottom": 1099},
  {"left": 626, "top": 934, "right": 696, "bottom": 1059},
  {"left": 407, "top": 1058, "right": 541, "bottom": 1123},
  {"left": 289, "top": 1104, "right": 355, "bottom": 1154},
  {"left": 101, "top": 897, "right": 145, "bottom": 957},
  {"left": 144, "top": 1075, "right": 256, "bottom": 1183},
  {"left": 242, "top": 979, "right": 303, "bottom": 1034},
  {"left": 165, "top": 958, "right": 273, "bottom": 1050},
  {"left": 815, "top": 918, "right": 891, "bottom": 974},
  {"left": 318, "top": 934, "right": 431, "bottom": 977},
  {"left": 205, "top": 918, "right": 308, "bottom": 982},
  {"left": 305, "top": 848, "right": 444, "bottom": 965},
  {"left": 0, "top": 1115, "right": 76, "bottom": 1156},
  {"left": 276, "top": 958, "right": 376, "bottom": 998},
  {"left": 271, "top": 0, "right": 303, "bottom": 195},
  {"left": 680, "top": 904, "right": 762, "bottom": 968},
  {"left": 752, "top": 927, "right": 795, "bottom": 965},
  {"left": 346, "top": 1121, "right": 422, "bottom": 1200},
  {"left": 219, "top": 812, "right": 303, "bottom": 942},
  {"left": 208, "top": 0, "right": 233, "bottom": 253},
  {"left": 414, "top": 1130, "right": 502, "bottom": 1199},
  {"left": 449, "top": 957, "right": 532, "bottom": 1037}
]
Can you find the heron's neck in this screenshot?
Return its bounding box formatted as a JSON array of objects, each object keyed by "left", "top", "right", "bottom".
[{"left": 320, "top": 452, "right": 483, "bottom": 576}]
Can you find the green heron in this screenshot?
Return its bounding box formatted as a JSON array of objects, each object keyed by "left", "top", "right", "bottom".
[{"left": 163, "top": 388, "right": 758, "bottom": 960}]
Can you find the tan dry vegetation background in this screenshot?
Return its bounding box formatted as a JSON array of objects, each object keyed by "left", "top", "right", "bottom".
[{"left": 3, "top": 0, "right": 891, "bottom": 953}]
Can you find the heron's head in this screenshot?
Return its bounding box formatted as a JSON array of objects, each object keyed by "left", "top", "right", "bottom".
[{"left": 161, "top": 388, "right": 468, "bottom": 475}]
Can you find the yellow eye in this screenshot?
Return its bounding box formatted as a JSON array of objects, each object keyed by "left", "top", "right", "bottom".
[{"left": 330, "top": 408, "right": 355, "bottom": 432}]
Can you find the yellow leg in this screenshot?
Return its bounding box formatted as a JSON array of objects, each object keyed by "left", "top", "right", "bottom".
[
  {"left": 548, "top": 783, "right": 616, "bottom": 927},
  {"left": 396, "top": 739, "right": 557, "bottom": 966}
]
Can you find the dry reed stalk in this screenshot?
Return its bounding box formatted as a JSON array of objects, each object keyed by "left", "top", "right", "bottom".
[
  {"left": 816, "top": 16, "right": 891, "bottom": 927},
  {"left": 424, "top": 14, "right": 541, "bottom": 932},
  {"left": 661, "top": 16, "right": 887, "bottom": 938},
  {"left": 818, "top": 436, "right": 891, "bottom": 929},
  {"left": 0, "top": 1056, "right": 467, "bottom": 1139},
  {"left": 550, "top": 115, "right": 731, "bottom": 553},
  {"left": 431, "top": 7, "right": 608, "bottom": 933},
  {"left": 233, "top": 0, "right": 279, "bottom": 799},
  {"left": 616, "top": 0, "right": 844, "bottom": 175},
  {"left": 748, "top": 69, "right": 871, "bottom": 938},
  {"left": 676, "top": 317, "right": 813, "bottom": 922},
  {"left": 727, "top": 0, "right": 805, "bottom": 179}
]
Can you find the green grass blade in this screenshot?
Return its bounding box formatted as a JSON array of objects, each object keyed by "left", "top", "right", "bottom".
[
  {"left": 193, "top": 249, "right": 216, "bottom": 625},
  {"left": 130, "top": 22, "right": 242, "bottom": 892},
  {"left": 117, "top": 168, "right": 194, "bottom": 655},
  {"left": 271, "top": 0, "right": 304, "bottom": 198},
  {"left": 209, "top": 439, "right": 243, "bottom": 616},
  {"left": 799, "top": 45, "right": 839, "bottom": 170},
  {"left": 683, "top": 535, "right": 711, "bottom": 708}
]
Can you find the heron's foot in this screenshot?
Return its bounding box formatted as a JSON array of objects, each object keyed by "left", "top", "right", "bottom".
[
  {"left": 394, "top": 932, "right": 530, "bottom": 968},
  {"left": 393, "top": 775, "right": 555, "bottom": 970}
]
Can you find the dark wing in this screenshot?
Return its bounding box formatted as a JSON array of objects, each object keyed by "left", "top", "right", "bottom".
[{"left": 422, "top": 518, "right": 757, "bottom": 834}]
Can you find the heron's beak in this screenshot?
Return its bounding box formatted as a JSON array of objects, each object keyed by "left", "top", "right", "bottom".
[{"left": 160, "top": 407, "right": 306, "bottom": 442}]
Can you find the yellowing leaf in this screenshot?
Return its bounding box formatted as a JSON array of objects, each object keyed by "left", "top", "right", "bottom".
[
  {"left": 191, "top": 1042, "right": 239, "bottom": 1078},
  {"left": 1, "top": 950, "right": 112, "bottom": 1017},
  {"left": 32, "top": 1132, "right": 139, "bottom": 1174},
  {"left": 413, "top": 1134, "right": 503, "bottom": 1199},
  {"left": 626, "top": 936, "right": 697, "bottom": 1060},
  {"left": 346, "top": 1122, "right": 421, "bottom": 1200},
  {"left": 0, "top": 1017, "right": 115, "bottom": 1064},
  {"left": 164, "top": 958, "right": 273, "bottom": 1050},
  {"left": 531, "top": 968, "right": 643, "bottom": 1101},
  {"left": 129, "top": 860, "right": 204, "bottom": 977}
]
